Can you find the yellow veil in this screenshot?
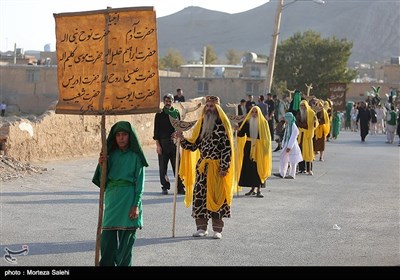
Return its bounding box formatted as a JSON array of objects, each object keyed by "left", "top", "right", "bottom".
[
  {"left": 179, "top": 102, "right": 236, "bottom": 212},
  {"left": 236, "top": 106, "right": 272, "bottom": 184},
  {"left": 298, "top": 100, "right": 318, "bottom": 161},
  {"left": 315, "top": 100, "right": 330, "bottom": 139}
]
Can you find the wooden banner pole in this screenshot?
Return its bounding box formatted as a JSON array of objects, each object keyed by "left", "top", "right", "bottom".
[{"left": 95, "top": 115, "right": 107, "bottom": 266}]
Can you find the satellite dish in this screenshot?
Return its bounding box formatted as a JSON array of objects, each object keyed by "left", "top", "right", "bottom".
[
  {"left": 213, "top": 67, "right": 225, "bottom": 77},
  {"left": 241, "top": 52, "right": 257, "bottom": 64},
  {"left": 44, "top": 43, "right": 51, "bottom": 52}
]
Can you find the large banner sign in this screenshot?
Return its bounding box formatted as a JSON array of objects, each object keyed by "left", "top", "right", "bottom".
[
  {"left": 54, "top": 7, "right": 160, "bottom": 115},
  {"left": 328, "top": 83, "right": 346, "bottom": 111}
]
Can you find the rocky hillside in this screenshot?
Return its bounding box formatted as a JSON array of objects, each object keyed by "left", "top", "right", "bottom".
[{"left": 156, "top": 0, "right": 400, "bottom": 64}]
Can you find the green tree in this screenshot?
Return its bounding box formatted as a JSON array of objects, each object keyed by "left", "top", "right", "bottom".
[
  {"left": 159, "top": 48, "right": 185, "bottom": 71},
  {"left": 257, "top": 53, "right": 268, "bottom": 60},
  {"left": 272, "top": 80, "right": 289, "bottom": 97},
  {"left": 225, "top": 49, "right": 243, "bottom": 65},
  {"left": 274, "top": 30, "right": 357, "bottom": 99},
  {"left": 202, "top": 45, "right": 218, "bottom": 64}
]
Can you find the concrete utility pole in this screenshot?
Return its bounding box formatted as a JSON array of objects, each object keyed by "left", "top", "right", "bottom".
[
  {"left": 265, "top": 0, "right": 283, "bottom": 94},
  {"left": 13, "top": 43, "right": 17, "bottom": 64},
  {"left": 264, "top": 0, "right": 325, "bottom": 94},
  {"left": 202, "top": 46, "right": 207, "bottom": 78}
]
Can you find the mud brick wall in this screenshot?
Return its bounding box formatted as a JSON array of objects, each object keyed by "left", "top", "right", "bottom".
[{"left": 1, "top": 101, "right": 203, "bottom": 162}]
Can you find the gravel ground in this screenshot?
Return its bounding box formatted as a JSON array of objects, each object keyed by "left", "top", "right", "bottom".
[{"left": 0, "top": 155, "right": 48, "bottom": 182}]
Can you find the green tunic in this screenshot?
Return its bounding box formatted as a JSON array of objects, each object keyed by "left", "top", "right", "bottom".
[
  {"left": 92, "top": 121, "right": 148, "bottom": 231},
  {"left": 102, "top": 149, "right": 145, "bottom": 230},
  {"left": 332, "top": 111, "right": 341, "bottom": 139},
  {"left": 92, "top": 121, "right": 148, "bottom": 266}
]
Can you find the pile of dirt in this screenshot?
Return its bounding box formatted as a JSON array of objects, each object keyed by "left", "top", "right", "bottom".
[{"left": 0, "top": 155, "right": 47, "bottom": 181}]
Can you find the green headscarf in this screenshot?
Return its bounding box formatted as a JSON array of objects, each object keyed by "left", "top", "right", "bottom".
[
  {"left": 292, "top": 90, "right": 301, "bottom": 111},
  {"left": 163, "top": 106, "right": 180, "bottom": 119},
  {"left": 92, "top": 121, "right": 148, "bottom": 187},
  {"left": 282, "top": 112, "right": 296, "bottom": 144},
  {"left": 345, "top": 101, "right": 354, "bottom": 125}
]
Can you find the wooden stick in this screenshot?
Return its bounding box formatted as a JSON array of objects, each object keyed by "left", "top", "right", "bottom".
[
  {"left": 234, "top": 130, "right": 239, "bottom": 197},
  {"left": 168, "top": 116, "right": 197, "bottom": 238},
  {"left": 94, "top": 7, "right": 111, "bottom": 266},
  {"left": 95, "top": 115, "right": 107, "bottom": 266},
  {"left": 305, "top": 83, "right": 313, "bottom": 97},
  {"left": 171, "top": 137, "right": 181, "bottom": 238}
]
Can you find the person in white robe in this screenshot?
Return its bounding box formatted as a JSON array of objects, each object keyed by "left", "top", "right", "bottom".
[{"left": 274, "top": 112, "right": 303, "bottom": 179}]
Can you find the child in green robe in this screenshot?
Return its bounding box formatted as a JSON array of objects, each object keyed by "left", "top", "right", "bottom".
[{"left": 92, "top": 121, "right": 148, "bottom": 266}]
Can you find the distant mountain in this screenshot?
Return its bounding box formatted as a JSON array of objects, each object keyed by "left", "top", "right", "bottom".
[{"left": 156, "top": 0, "right": 400, "bottom": 64}]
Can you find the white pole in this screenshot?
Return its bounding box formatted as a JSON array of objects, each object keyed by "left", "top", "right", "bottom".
[
  {"left": 13, "top": 43, "right": 17, "bottom": 64},
  {"left": 202, "top": 46, "right": 207, "bottom": 78},
  {"left": 265, "top": 0, "right": 284, "bottom": 94},
  {"left": 265, "top": 0, "right": 325, "bottom": 93}
]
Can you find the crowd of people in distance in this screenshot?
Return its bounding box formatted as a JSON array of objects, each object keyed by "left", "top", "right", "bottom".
[{"left": 92, "top": 87, "right": 399, "bottom": 266}]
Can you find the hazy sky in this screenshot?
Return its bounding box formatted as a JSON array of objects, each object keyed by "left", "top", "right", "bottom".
[{"left": 0, "top": 0, "right": 269, "bottom": 52}]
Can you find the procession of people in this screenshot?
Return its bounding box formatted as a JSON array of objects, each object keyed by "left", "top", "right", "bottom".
[{"left": 93, "top": 89, "right": 399, "bottom": 266}]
